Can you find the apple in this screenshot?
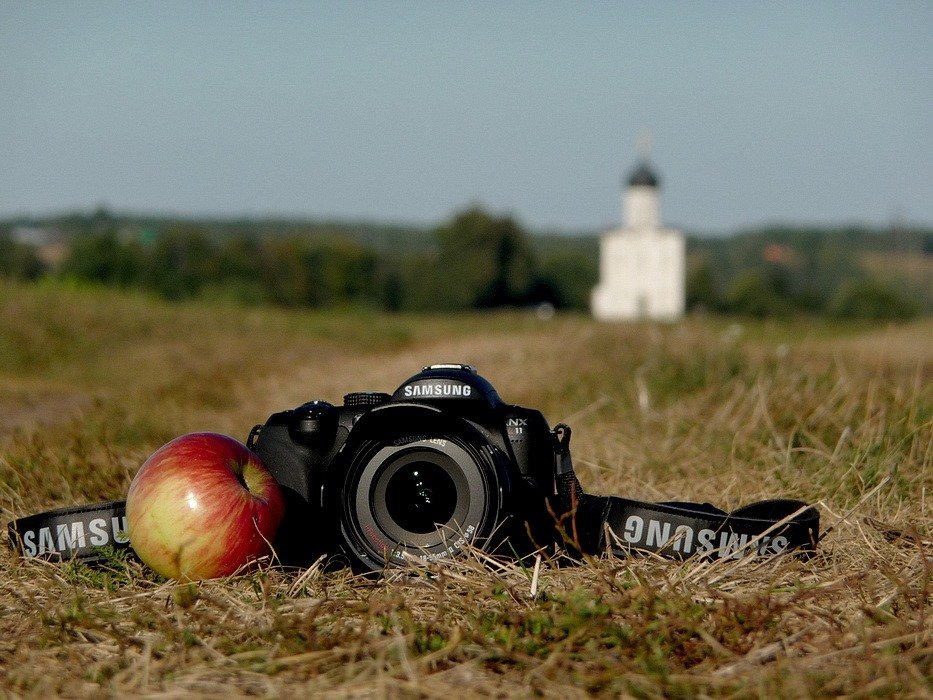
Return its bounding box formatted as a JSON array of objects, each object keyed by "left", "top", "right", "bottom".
[{"left": 126, "top": 432, "right": 285, "bottom": 580}]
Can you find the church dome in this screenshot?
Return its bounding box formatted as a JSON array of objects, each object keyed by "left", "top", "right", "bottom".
[{"left": 626, "top": 161, "right": 659, "bottom": 188}]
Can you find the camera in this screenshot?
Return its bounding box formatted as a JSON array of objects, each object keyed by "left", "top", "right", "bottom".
[{"left": 247, "top": 364, "right": 567, "bottom": 572}]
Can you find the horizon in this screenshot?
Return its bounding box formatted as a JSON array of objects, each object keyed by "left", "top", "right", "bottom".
[{"left": 7, "top": 205, "right": 931, "bottom": 242}]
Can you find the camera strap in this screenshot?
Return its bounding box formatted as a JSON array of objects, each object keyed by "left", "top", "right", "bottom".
[
  {"left": 8, "top": 492, "right": 819, "bottom": 566},
  {"left": 551, "top": 424, "right": 820, "bottom": 560},
  {"left": 7, "top": 500, "right": 130, "bottom": 563}
]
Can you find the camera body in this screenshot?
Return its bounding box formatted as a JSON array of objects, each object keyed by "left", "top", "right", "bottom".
[{"left": 249, "top": 364, "right": 562, "bottom": 572}]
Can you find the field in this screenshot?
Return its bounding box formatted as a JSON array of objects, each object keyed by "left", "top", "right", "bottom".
[{"left": 0, "top": 280, "right": 930, "bottom": 697}]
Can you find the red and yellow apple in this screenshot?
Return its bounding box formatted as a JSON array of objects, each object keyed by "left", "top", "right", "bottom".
[{"left": 126, "top": 432, "right": 285, "bottom": 580}]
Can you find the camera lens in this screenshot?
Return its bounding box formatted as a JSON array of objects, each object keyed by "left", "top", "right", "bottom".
[
  {"left": 384, "top": 460, "right": 457, "bottom": 534},
  {"left": 340, "top": 426, "right": 503, "bottom": 572}
]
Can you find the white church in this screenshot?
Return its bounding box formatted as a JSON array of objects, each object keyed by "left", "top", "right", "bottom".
[{"left": 591, "top": 158, "right": 685, "bottom": 321}]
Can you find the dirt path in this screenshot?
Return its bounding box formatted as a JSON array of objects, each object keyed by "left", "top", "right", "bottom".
[{"left": 0, "top": 385, "right": 91, "bottom": 439}]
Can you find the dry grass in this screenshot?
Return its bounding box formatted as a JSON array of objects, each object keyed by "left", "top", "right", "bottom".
[{"left": 0, "top": 280, "right": 930, "bottom": 697}]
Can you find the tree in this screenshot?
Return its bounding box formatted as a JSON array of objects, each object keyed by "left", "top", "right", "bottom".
[
  {"left": 433, "top": 207, "right": 536, "bottom": 309},
  {"left": 0, "top": 233, "right": 43, "bottom": 280},
  {"left": 60, "top": 231, "right": 141, "bottom": 287},
  {"left": 828, "top": 279, "right": 920, "bottom": 320},
  {"left": 301, "top": 239, "right": 378, "bottom": 307},
  {"left": 723, "top": 270, "right": 789, "bottom": 317},
  {"left": 538, "top": 251, "right": 596, "bottom": 310},
  {"left": 258, "top": 237, "right": 312, "bottom": 307},
  {"left": 685, "top": 256, "right": 720, "bottom": 312},
  {"left": 143, "top": 226, "right": 216, "bottom": 300}
]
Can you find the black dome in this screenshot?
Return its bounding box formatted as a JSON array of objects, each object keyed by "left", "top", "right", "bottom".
[{"left": 626, "top": 162, "right": 659, "bottom": 188}]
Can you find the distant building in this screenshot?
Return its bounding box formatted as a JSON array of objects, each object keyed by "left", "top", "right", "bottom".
[
  {"left": 11, "top": 226, "right": 67, "bottom": 267},
  {"left": 591, "top": 159, "right": 685, "bottom": 321},
  {"left": 12, "top": 226, "right": 51, "bottom": 247}
]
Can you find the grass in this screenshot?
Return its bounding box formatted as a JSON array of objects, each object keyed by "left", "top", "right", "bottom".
[{"left": 0, "top": 279, "right": 930, "bottom": 697}]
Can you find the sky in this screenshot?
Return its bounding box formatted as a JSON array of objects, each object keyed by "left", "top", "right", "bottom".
[{"left": 1, "top": 2, "right": 930, "bottom": 234}]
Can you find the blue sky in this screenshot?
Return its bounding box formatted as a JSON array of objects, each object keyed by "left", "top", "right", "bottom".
[{"left": 1, "top": 2, "right": 930, "bottom": 233}]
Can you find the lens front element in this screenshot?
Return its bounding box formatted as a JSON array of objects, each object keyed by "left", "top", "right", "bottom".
[{"left": 384, "top": 460, "right": 457, "bottom": 534}]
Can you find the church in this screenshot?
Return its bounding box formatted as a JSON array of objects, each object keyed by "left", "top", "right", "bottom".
[{"left": 591, "top": 159, "right": 685, "bottom": 321}]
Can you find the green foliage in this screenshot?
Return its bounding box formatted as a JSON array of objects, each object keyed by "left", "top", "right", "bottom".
[
  {"left": 685, "top": 256, "right": 719, "bottom": 312},
  {"left": 143, "top": 226, "right": 216, "bottom": 300},
  {"left": 0, "top": 232, "right": 44, "bottom": 280},
  {"left": 373, "top": 207, "right": 578, "bottom": 311},
  {"left": 60, "top": 230, "right": 143, "bottom": 288},
  {"left": 61, "top": 546, "right": 141, "bottom": 592},
  {"left": 723, "top": 269, "right": 791, "bottom": 318},
  {"left": 688, "top": 225, "right": 931, "bottom": 318},
  {"left": 538, "top": 250, "right": 597, "bottom": 310},
  {"left": 55, "top": 226, "right": 382, "bottom": 309},
  {"left": 433, "top": 207, "right": 537, "bottom": 309},
  {"left": 828, "top": 278, "right": 920, "bottom": 319}
]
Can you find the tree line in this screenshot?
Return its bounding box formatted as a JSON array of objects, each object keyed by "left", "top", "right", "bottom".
[
  {"left": 687, "top": 226, "right": 928, "bottom": 319},
  {"left": 0, "top": 208, "right": 928, "bottom": 319},
  {"left": 0, "top": 207, "right": 592, "bottom": 312}
]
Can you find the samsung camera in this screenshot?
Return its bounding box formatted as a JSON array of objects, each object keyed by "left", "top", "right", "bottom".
[{"left": 248, "top": 364, "right": 568, "bottom": 572}]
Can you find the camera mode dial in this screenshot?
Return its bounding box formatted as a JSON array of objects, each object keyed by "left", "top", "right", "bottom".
[
  {"left": 344, "top": 392, "right": 392, "bottom": 408},
  {"left": 289, "top": 400, "right": 338, "bottom": 448}
]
